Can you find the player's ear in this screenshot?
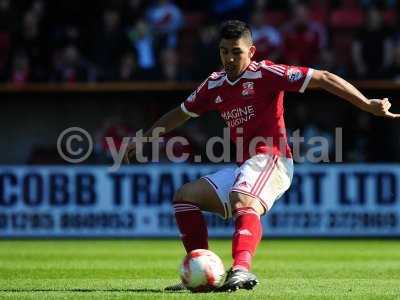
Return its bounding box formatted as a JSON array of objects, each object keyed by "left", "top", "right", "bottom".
[{"left": 249, "top": 45, "right": 256, "bottom": 59}]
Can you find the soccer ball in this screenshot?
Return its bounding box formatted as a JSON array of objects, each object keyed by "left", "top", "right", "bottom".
[{"left": 180, "top": 249, "right": 226, "bottom": 292}]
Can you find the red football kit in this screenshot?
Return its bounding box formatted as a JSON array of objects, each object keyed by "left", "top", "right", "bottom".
[
  {"left": 175, "top": 60, "right": 314, "bottom": 274},
  {"left": 181, "top": 60, "right": 314, "bottom": 162}
]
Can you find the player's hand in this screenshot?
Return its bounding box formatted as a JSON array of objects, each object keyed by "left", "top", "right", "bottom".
[
  {"left": 367, "top": 98, "right": 400, "bottom": 119},
  {"left": 123, "top": 142, "right": 136, "bottom": 164}
]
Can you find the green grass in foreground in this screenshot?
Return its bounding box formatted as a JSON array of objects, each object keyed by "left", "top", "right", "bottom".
[{"left": 0, "top": 239, "right": 400, "bottom": 299}]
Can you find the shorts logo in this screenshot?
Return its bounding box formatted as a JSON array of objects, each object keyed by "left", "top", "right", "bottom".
[
  {"left": 215, "top": 95, "right": 223, "bottom": 103},
  {"left": 287, "top": 67, "right": 303, "bottom": 82},
  {"left": 242, "top": 82, "right": 255, "bottom": 96},
  {"left": 238, "top": 181, "right": 250, "bottom": 189}
]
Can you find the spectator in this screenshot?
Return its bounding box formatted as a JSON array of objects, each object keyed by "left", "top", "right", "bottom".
[
  {"left": 31, "top": 0, "right": 45, "bottom": 19},
  {"left": 282, "top": 2, "right": 327, "bottom": 67},
  {"left": 360, "top": 0, "right": 397, "bottom": 8},
  {"left": 1, "top": 1, "right": 400, "bottom": 82},
  {"left": 49, "top": 24, "right": 85, "bottom": 62},
  {"left": 93, "top": 9, "right": 130, "bottom": 80},
  {"left": 318, "top": 49, "right": 350, "bottom": 78},
  {"left": 123, "top": 0, "right": 147, "bottom": 26},
  {"left": 249, "top": 11, "right": 282, "bottom": 62},
  {"left": 253, "top": 0, "right": 267, "bottom": 11},
  {"left": 385, "top": 43, "right": 400, "bottom": 81},
  {"left": 308, "top": 0, "right": 330, "bottom": 24},
  {"left": 10, "top": 50, "right": 31, "bottom": 84},
  {"left": 352, "top": 7, "right": 394, "bottom": 78},
  {"left": 146, "top": 0, "right": 183, "bottom": 48},
  {"left": 192, "top": 24, "right": 220, "bottom": 79},
  {"left": 14, "top": 10, "right": 48, "bottom": 81},
  {"left": 0, "top": 0, "right": 12, "bottom": 28},
  {"left": 330, "top": 0, "right": 364, "bottom": 29},
  {"left": 127, "top": 20, "right": 158, "bottom": 80},
  {"left": 160, "top": 48, "right": 179, "bottom": 80},
  {"left": 51, "top": 45, "right": 93, "bottom": 83},
  {"left": 0, "top": 0, "right": 14, "bottom": 81},
  {"left": 118, "top": 52, "right": 136, "bottom": 81},
  {"left": 210, "top": 0, "right": 249, "bottom": 22}
]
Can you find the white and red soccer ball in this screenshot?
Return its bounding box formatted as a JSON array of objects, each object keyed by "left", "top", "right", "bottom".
[{"left": 180, "top": 249, "right": 226, "bottom": 292}]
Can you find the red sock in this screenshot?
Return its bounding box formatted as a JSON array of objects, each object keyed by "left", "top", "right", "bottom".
[
  {"left": 232, "top": 207, "right": 262, "bottom": 271},
  {"left": 174, "top": 201, "right": 208, "bottom": 253}
]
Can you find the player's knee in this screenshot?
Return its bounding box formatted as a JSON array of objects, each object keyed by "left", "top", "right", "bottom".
[
  {"left": 229, "top": 192, "right": 264, "bottom": 215},
  {"left": 173, "top": 184, "right": 188, "bottom": 203},
  {"left": 173, "top": 183, "right": 196, "bottom": 204},
  {"left": 230, "top": 192, "right": 252, "bottom": 208}
]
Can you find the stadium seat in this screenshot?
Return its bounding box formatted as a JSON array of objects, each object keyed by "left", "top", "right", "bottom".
[
  {"left": 184, "top": 12, "right": 206, "bottom": 30},
  {"left": 331, "top": 31, "right": 354, "bottom": 67},
  {"left": 330, "top": 9, "right": 364, "bottom": 29},
  {"left": 383, "top": 9, "right": 397, "bottom": 26},
  {"left": 264, "top": 11, "right": 288, "bottom": 27}
]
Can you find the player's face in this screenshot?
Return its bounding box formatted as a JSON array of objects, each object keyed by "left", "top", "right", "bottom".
[{"left": 219, "top": 37, "right": 255, "bottom": 80}]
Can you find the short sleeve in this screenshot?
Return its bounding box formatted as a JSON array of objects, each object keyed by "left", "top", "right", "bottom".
[
  {"left": 260, "top": 61, "right": 314, "bottom": 93},
  {"left": 181, "top": 78, "right": 212, "bottom": 118}
]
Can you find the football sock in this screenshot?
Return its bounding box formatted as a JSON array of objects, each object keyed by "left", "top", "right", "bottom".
[
  {"left": 232, "top": 207, "right": 262, "bottom": 271},
  {"left": 174, "top": 201, "right": 208, "bottom": 253}
]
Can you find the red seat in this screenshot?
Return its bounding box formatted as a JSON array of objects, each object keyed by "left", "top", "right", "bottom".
[
  {"left": 264, "top": 11, "right": 288, "bottom": 27},
  {"left": 310, "top": 9, "right": 328, "bottom": 24},
  {"left": 331, "top": 31, "right": 354, "bottom": 66},
  {"left": 330, "top": 9, "right": 364, "bottom": 29},
  {"left": 309, "top": 0, "right": 330, "bottom": 24},
  {"left": 184, "top": 13, "right": 206, "bottom": 30},
  {"left": 383, "top": 9, "right": 397, "bottom": 26},
  {"left": 0, "top": 31, "right": 10, "bottom": 50}
]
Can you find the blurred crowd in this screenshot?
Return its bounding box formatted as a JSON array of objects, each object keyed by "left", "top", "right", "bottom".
[{"left": 1, "top": 0, "right": 400, "bottom": 84}]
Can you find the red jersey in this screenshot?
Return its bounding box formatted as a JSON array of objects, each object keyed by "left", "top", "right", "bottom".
[{"left": 181, "top": 60, "right": 314, "bottom": 162}]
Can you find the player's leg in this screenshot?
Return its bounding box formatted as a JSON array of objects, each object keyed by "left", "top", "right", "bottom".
[
  {"left": 166, "top": 169, "right": 235, "bottom": 291},
  {"left": 172, "top": 177, "right": 225, "bottom": 253},
  {"left": 174, "top": 178, "right": 226, "bottom": 216},
  {"left": 219, "top": 154, "right": 293, "bottom": 292},
  {"left": 216, "top": 192, "right": 263, "bottom": 292},
  {"left": 230, "top": 192, "right": 264, "bottom": 272}
]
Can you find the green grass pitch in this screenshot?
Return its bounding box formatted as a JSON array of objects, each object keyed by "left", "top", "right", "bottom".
[{"left": 1, "top": 239, "right": 400, "bottom": 299}]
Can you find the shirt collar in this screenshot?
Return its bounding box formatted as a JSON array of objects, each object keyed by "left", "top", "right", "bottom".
[{"left": 224, "top": 61, "right": 261, "bottom": 86}]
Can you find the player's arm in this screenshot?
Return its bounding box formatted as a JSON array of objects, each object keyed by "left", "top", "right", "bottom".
[
  {"left": 123, "top": 106, "right": 190, "bottom": 163},
  {"left": 308, "top": 70, "right": 399, "bottom": 118},
  {"left": 143, "top": 106, "right": 191, "bottom": 140}
]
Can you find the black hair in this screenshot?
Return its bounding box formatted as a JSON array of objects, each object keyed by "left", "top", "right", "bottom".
[{"left": 219, "top": 20, "right": 253, "bottom": 44}]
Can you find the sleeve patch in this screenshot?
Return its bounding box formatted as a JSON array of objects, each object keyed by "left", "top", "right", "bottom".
[{"left": 287, "top": 67, "right": 303, "bottom": 82}]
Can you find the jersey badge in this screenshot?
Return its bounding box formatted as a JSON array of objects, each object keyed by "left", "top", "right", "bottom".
[{"left": 242, "top": 82, "right": 255, "bottom": 96}]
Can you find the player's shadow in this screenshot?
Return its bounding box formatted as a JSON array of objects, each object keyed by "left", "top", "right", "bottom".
[{"left": 0, "top": 288, "right": 176, "bottom": 294}]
